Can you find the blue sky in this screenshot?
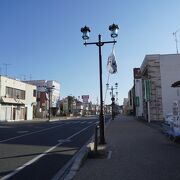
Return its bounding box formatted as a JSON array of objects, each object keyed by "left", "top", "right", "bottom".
[{"left": 0, "top": 0, "right": 180, "bottom": 104}]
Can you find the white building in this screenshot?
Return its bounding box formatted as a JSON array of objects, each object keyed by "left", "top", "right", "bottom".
[
  {"left": 134, "top": 79, "right": 143, "bottom": 117},
  {"left": 140, "top": 54, "right": 180, "bottom": 121},
  {"left": 25, "top": 80, "right": 60, "bottom": 117},
  {"left": 133, "top": 68, "right": 143, "bottom": 117},
  {"left": 0, "top": 76, "right": 37, "bottom": 121}
]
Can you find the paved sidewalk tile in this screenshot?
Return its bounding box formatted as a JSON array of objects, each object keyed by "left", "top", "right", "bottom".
[{"left": 74, "top": 115, "right": 180, "bottom": 180}]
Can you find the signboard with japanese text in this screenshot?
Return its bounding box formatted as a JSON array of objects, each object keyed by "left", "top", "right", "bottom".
[
  {"left": 82, "top": 95, "right": 89, "bottom": 103},
  {"left": 133, "top": 68, "right": 141, "bottom": 79}
]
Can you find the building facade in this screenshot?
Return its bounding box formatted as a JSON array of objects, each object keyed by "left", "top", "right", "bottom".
[
  {"left": 0, "top": 76, "right": 36, "bottom": 121},
  {"left": 134, "top": 78, "right": 143, "bottom": 117},
  {"left": 128, "top": 87, "right": 134, "bottom": 115},
  {"left": 60, "top": 96, "right": 83, "bottom": 116},
  {"left": 25, "top": 80, "right": 60, "bottom": 118},
  {"left": 140, "top": 54, "right": 180, "bottom": 121},
  {"left": 123, "top": 98, "right": 129, "bottom": 115},
  {"left": 133, "top": 68, "right": 143, "bottom": 117}
]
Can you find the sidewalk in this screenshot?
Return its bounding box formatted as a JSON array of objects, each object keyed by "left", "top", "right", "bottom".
[{"left": 73, "top": 115, "right": 180, "bottom": 180}]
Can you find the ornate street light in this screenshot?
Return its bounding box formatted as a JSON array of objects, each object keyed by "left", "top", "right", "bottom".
[
  {"left": 81, "top": 26, "right": 91, "bottom": 41},
  {"left": 45, "top": 85, "right": 55, "bottom": 121},
  {"left": 115, "top": 82, "right": 118, "bottom": 88},
  {"left": 109, "top": 23, "right": 119, "bottom": 38},
  {"left": 106, "top": 83, "right": 118, "bottom": 120},
  {"left": 80, "top": 24, "right": 119, "bottom": 144}
]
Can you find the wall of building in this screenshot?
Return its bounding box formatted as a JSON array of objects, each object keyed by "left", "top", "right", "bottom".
[
  {"left": 160, "top": 54, "right": 180, "bottom": 117},
  {"left": 0, "top": 76, "right": 36, "bottom": 121},
  {"left": 148, "top": 57, "right": 163, "bottom": 121},
  {"left": 0, "top": 105, "right": 12, "bottom": 121},
  {"left": 141, "top": 55, "right": 164, "bottom": 121},
  {"left": 123, "top": 98, "right": 128, "bottom": 115},
  {"left": 140, "top": 54, "right": 180, "bottom": 121},
  {"left": 27, "top": 80, "right": 60, "bottom": 108},
  {"left": 25, "top": 83, "right": 36, "bottom": 120},
  {"left": 25, "top": 80, "right": 60, "bottom": 118},
  {"left": 46, "top": 80, "right": 60, "bottom": 108},
  {"left": 0, "top": 76, "right": 26, "bottom": 96},
  {"left": 134, "top": 79, "right": 143, "bottom": 117}
]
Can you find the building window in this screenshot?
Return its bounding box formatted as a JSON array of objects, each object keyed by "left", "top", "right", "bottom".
[
  {"left": 6, "top": 87, "right": 13, "bottom": 98},
  {"left": 20, "top": 90, "right": 25, "bottom": 99},
  {"left": 33, "top": 90, "right": 37, "bottom": 97},
  {"left": 6, "top": 87, "right": 25, "bottom": 100}
]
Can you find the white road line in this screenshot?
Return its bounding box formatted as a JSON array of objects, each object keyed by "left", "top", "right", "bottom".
[
  {"left": 0, "top": 142, "right": 63, "bottom": 180},
  {"left": 71, "top": 122, "right": 76, "bottom": 124},
  {"left": 107, "top": 150, "right": 112, "bottom": 159},
  {"left": 87, "top": 121, "right": 93, "bottom": 124},
  {"left": 0, "top": 126, "right": 12, "bottom": 129},
  {"left": 0, "top": 123, "right": 65, "bottom": 143},
  {"left": 66, "top": 123, "right": 95, "bottom": 140},
  {"left": 80, "top": 122, "right": 87, "bottom": 124},
  {"left": 0, "top": 123, "right": 95, "bottom": 180}
]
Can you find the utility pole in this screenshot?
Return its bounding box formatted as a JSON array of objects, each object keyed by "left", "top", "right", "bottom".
[
  {"left": 20, "top": 74, "right": 26, "bottom": 80},
  {"left": 46, "top": 85, "right": 55, "bottom": 121},
  {"left": 3, "top": 63, "right": 11, "bottom": 77},
  {"left": 173, "top": 30, "right": 179, "bottom": 54},
  {"left": 29, "top": 74, "right": 32, "bottom": 80}
]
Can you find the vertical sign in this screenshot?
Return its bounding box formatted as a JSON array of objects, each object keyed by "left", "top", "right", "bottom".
[
  {"left": 133, "top": 68, "right": 141, "bottom": 79},
  {"left": 82, "top": 95, "right": 89, "bottom": 103},
  {"left": 144, "top": 79, "right": 151, "bottom": 101}
]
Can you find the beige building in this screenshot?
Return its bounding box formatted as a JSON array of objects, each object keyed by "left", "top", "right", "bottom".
[
  {"left": 0, "top": 76, "right": 37, "bottom": 121},
  {"left": 140, "top": 54, "right": 180, "bottom": 121}
]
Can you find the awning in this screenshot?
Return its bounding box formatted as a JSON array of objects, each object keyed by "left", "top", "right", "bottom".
[
  {"left": 1, "top": 97, "right": 25, "bottom": 105},
  {"left": 171, "top": 81, "right": 180, "bottom": 88}
]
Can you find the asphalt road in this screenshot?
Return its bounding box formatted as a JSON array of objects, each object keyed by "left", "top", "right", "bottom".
[{"left": 0, "top": 116, "right": 109, "bottom": 180}]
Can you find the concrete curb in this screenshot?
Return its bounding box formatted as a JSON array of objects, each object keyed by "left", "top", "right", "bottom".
[
  {"left": 52, "top": 136, "right": 93, "bottom": 180},
  {"left": 52, "top": 116, "right": 112, "bottom": 180},
  {"left": 63, "top": 117, "right": 112, "bottom": 180},
  {"left": 63, "top": 142, "right": 91, "bottom": 180}
]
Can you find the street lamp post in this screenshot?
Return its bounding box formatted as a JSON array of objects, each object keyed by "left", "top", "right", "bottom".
[
  {"left": 81, "top": 24, "right": 119, "bottom": 144},
  {"left": 106, "top": 83, "right": 118, "bottom": 120},
  {"left": 45, "top": 85, "right": 55, "bottom": 121}
]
